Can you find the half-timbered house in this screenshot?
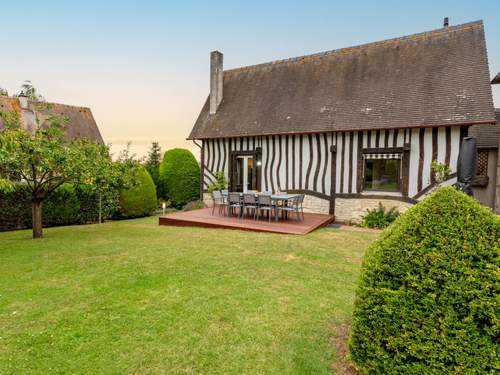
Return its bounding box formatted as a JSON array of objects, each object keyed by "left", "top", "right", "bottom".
[{"left": 188, "top": 20, "right": 496, "bottom": 222}]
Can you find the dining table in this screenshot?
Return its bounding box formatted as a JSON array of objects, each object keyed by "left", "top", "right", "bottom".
[{"left": 222, "top": 192, "right": 300, "bottom": 222}]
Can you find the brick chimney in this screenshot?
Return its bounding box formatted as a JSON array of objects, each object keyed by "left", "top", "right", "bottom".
[{"left": 210, "top": 51, "right": 223, "bottom": 114}]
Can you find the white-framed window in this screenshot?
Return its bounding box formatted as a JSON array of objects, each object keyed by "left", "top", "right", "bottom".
[{"left": 363, "top": 153, "right": 402, "bottom": 192}]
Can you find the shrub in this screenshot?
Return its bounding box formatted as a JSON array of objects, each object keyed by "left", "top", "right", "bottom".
[
  {"left": 159, "top": 148, "right": 200, "bottom": 208},
  {"left": 0, "top": 183, "right": 120, "bottom": 231},
  {"left": 116, "top": 166, "right": 157, "bottom": 218},
  {"left": 349, "top": 187, "right": 499, "bottom": 374},
  {"left": 360, "top": 203, "right": 399, "bottom": 229},
  {"left": 207, "top": 171, "right": 228, "bottom": 193},
  {"left": 42, "top": 184, "right": 80, "bottom": 226}
]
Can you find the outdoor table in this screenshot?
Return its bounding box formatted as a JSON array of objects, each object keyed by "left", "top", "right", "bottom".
[{"left": 222, "top": 192, "right": 299, "bottom": 222}]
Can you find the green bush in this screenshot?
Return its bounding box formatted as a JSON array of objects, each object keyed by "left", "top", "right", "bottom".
[
  {"left": 349, "top": 187, "right": 499, "bottom": 374},
  {"left": 159, "top": 148, "right": 200, "bottom": 208},
  {"left": 42, "top": 184, "right": 80, "bottom": 226},
  {"left": 0, "top": 183, "right": 119, "bottom": 231},
  {"left": 117, "top": 166, "right": 157, "bottom": 218},
  {"left": 207, "top": 171, "right": 228, "bottom": 193},
  {"left": 360, "top": 203, "right": 399, "bottom": 229}
]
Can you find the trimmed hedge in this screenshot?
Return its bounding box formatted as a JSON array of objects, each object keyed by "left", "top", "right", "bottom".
[
  {"left": 116, "top": 166, "right": 157, "bottom": 218},
  {"left": 0, "top": 183, "right": 119, "bottom": 231},
  {"left": 349, "top": 187, "right": 499, "bottom": 374},
  {"left": 159, "top": 148, "right": 200, "bottom": 208}
]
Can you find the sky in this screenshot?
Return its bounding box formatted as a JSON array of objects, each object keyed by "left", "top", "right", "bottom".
[{"left": 1, "top": 0, "right": 499, "bottom": 160}]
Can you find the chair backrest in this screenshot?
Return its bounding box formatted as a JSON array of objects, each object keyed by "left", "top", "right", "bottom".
[
  {"left": 212, "top": 190, "right": 222, "bottom": 200},
  {"left": 258, "top": 194, "right": 272, "bottom": 206},
  {"left": 243, "top": 193, "right": 256, "bottom": 204},
  {"left": 229, "top": 192, "right": 241, "bottom": 204},
  {"left": 298, "top": 194, "right": 305, "bottom": 204},
  {"left": 221, "top": 189, "right": 229, "bottom": 195}
]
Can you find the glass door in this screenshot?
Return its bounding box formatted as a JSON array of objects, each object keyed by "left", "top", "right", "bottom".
[{"left": 235, "top": 155, "right": 254, "bottom": 192}]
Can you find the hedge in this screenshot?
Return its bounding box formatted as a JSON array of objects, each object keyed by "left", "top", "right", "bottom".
[
  {"left": 349, "top": 187, "right": 499, "bottom": 374},
  {"left": 0, "top": 183, "right": 119, "bottom": 231},
  {"left": 116, "top": 166, "right": 157, "bottom": 218},
  {"left": 159, "top": 148, "right": 200, "bottom": 208}
]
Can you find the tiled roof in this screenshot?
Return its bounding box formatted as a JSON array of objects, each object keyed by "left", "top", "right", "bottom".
[
  {"left": 0, "top": 96, "right": 103, "bottom": 143},
  {"left": 469, "top": 109, "right": 500, "bottom": 148},
  {"left": 189, "top": 21, "right": 495, "bottom": 139}
]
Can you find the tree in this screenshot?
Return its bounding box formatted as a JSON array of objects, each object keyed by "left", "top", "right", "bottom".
[
  {"left": 144, "top": 141, "right": 162, "bottom": 196},
  {"left": 0, "top": 87, "right": 8, "bottom": 97},
  {"left": 0, "top": 110, "right": 133, "bottom": 238},
  {"left": 16, "top": 80, "right": 45, "bottom": 102}
]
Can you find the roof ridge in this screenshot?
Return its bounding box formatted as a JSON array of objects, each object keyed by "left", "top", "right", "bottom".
[{"left": 225, "top": 20, "right": 484, "bottom": 75}]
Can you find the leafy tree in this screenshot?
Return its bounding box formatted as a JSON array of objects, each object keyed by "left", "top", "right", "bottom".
[
  {"left": 0, "top": 111, "right": 134, "bottom": 238},
  {"left": 16, "top": 80, "right": 45, "bottom": 102},
  {"left": 144, "top": 141, "right": 162, "bottom": 196},
  {"left": 0, "top": 87, "right": 8, "bottom": 97}
]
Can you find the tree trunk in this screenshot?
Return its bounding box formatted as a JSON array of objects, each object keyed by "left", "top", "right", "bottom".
[{"left": 32, "top": 200, "right": 43, "bottom": 239}]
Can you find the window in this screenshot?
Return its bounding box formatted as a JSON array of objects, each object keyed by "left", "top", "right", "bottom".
[
  {"left": 363, "top": 156, "right": 401, "bottom": 192},
  {"left": 476, "top": 150, "right": 488, "bottom": 176}
]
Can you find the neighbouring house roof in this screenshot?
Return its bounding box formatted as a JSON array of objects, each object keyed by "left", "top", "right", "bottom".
[
  {"left": 492, "top": 72, "right": 500, "bottom": 84},
  {"left": 469, "top": 109, "right": 500, "bottom": 148},
  {"left": 0, "top": 96, "right": 104, "bottom": 143},
  {"left": 189, "top": 21, "right": 496, "bottom": 140}
]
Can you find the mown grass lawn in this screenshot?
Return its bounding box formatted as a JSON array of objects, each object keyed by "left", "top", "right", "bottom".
[{"left": 0, "top": 217, "right": 378, "bottom": 374}]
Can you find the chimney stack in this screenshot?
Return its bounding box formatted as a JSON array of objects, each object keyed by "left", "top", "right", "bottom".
[
  {"left": 443, "top": 17, "right": 449, "bottom": 27},
  {"left": 210, "top": 51, "right": 223, "bottom": 114}
]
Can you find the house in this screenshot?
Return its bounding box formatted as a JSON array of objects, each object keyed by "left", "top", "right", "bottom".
[
  {"left": 469, "top": 109, "right": 500, "bottom": 212},
  {"left": 0, "top": 95, "right": 103, "bottom": 143},
  {"left": 188, "top": 20, "right": 496, "bottom": 222}
]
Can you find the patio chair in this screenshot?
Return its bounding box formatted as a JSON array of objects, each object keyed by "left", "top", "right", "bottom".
[
  {"left": 278, "top": 195, "right": 299, "bottom": 221},
  {"left": 211, "top": 190, "right": 227, "bottom": 216},
  {"left": 228, "top": 192, "right": 243, "bottom": 217},
  {"left": 297, "top": 194, "right": 305, "bottom": 220},
  {"left": 257, "top": 194, "right": 274, "bottom": 222},
  {"left": 242, "top": 193, "right": 258, "bottom": 219}
]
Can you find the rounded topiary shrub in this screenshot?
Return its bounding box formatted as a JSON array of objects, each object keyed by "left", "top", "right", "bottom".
[
  {"left": 159, "top": 148, "right": 200, "bottom": 208},
  {"left": 117, "top": 167, "right": 157, "bottom": 218},
  {"left": 349, "top": 186, "right": 499, "bottom": 374}
]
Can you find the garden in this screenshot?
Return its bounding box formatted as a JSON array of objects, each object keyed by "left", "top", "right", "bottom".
[{"left": 1, "top": 103, "right": 498, "bottom": 374}]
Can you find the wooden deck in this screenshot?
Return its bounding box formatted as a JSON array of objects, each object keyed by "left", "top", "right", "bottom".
[{"left": 158, "top": 208, "right": 334, "bottom": 235}]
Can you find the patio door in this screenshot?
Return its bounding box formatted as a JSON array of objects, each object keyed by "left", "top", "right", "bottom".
[{"left": 234, "top": 155, "right": 254, "bottom": 192}]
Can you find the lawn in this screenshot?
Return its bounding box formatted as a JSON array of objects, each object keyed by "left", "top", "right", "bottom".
[{"left": 0, "top": 217, "right": 378, "bottom": 374}]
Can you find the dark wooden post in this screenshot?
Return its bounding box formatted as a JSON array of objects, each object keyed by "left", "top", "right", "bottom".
[
  {"left": 329, "top": 144, "right": 337, "bottom": 215},
  {"left": 402, "top": 143, "right": 411, "bottom": 197},
  {"left": 199, "top": 140, "right": 204, "bottom": 200}
]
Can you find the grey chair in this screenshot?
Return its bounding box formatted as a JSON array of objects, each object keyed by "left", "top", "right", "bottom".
[
  {"left": 278, "top": 195, "right": 299, "bottom": 220},
  {"left": 257, "top": 194, "right": 274, "bottom": 222},
  {"left": 211, "top": 190, "right": 228, "bottom": 216},
  {"left": 228, "top": 192, "right": 242, "bottom": 217},
  {"left": 242, "top": 193, "right": 258, "bottom": 219},
  {"left": 297, "top": 194, "right": 305, "bottom": 220}
]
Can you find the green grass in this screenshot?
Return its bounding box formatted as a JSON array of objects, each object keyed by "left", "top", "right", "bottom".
[{"left": 0, "top": 217, "right": 378, "bottom": 374}]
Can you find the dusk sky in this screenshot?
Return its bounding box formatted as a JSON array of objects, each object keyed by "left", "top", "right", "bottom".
[{"left": 2, "top": 0, "right": 499, "bottom": 159}]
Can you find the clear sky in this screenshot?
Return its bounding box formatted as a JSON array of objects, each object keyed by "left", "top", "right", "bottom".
[{"left": 2, "top": 0, "right": 499, "bottom": 159}]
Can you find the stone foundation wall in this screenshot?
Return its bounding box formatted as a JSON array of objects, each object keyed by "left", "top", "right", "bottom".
[
  {"left": 203, "top": 192, "right": 412, "bottom": 224},
  {"left": 334, "top": 198, "right": 412, "bottom": 224}
]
